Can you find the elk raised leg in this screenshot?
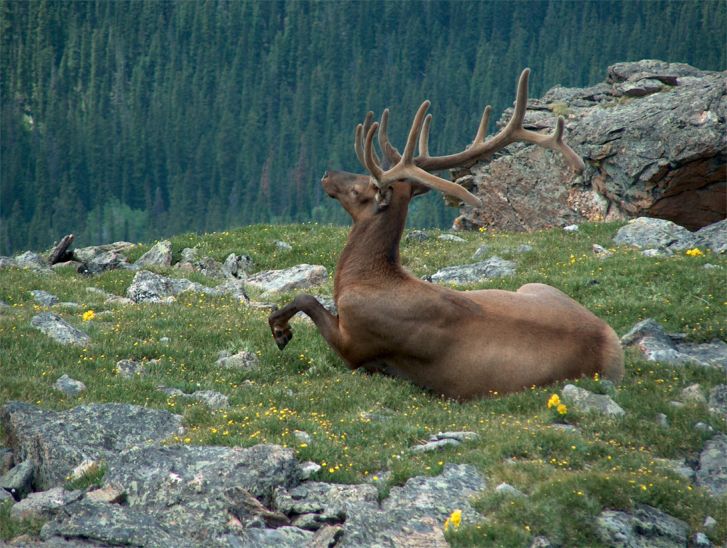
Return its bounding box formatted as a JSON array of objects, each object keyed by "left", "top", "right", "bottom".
[{"left": 268, "top": 294, "right": 342, "bottom": 351}]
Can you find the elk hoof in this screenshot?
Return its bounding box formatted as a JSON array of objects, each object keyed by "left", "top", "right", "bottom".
[{"left": 271, "top": 325, "right": 293, "bottom": 350}]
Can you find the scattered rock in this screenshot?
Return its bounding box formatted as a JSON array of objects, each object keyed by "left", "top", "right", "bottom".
[
  {"left": 621, "top": 318, "right": 727, "bottom": 371},
  {"left": 596, "top": 504, "right": 689, "bottom": 547},
  {"left": 641, "top": 247, "right": 674, "bottom": 257},
  {"left": 10, "top": 487, "right": 83, "bottom": 521},
  {"left": 655, "top": 413, "right": 669, "bottom": 428},
  {"left": 427, "top": 257, "right": 515, "bottom": 285},
  {"left": 216, "top": 350, "right": 260, "bottom": 371},
  {"left": 86, "top": 483, "right": 126, "bottom": 504},
  {"left": 30, "top": 312, "right": 90, "bottom": 346},
  {"left": 0, "top": 401, "right": 183, "bottom": 490},
  {"left": 0, "top": 460, "right": 34, "bottom": 500},
  {"left": 704, "top": 516, "right": 717, "bottom": 530},
  {"left": 275, "top": 240, "right": 293, "bottom": 251},
  {"left": 563, "top": 224, "right": 579, "bottom": 232},
  {"left": 410, "top": 432, "right": 478, "bottom": 453},
  {"left": 115, "top": 359, "right": 145, "bottom": 379},
  {"left": 696, "top": 434, "right": 727, "bottom": 496},
  {"left": 472, "top": 245, "right": 489, "bottom": 259},
  {"left": 30, "top": 290, "right": 59, "bottom": 306},
  {"left": 695, "top": 219, "right": 726, "bottom": 254},
  {"left": 300, "top": 461, "right": 322, "bottom": 480},
  {"left": 530, "top": 536, "right": 555, "bottom": 548},
  {"left": 708, "top": 385, "right": 727, "bottom": 418},
  {"left": 293, "top": 431, "right": 312, "bottom": 445},
  {"left": 691, "top": 532, "right": 713, "bottom": 547},
  {"left": 134, "top": 240, "right": 173, "bottom": 268},
  {"left": 438, "top": 234, "right": 466, "bottom": 242},
  {"left": 680, "top": 384, "right": 707, "bottom": 405},
  {"left": 246, "top": 264, "right": 328, "bottom": 296},
  {"left": 190, "top": 390, "right": 229, "bottom": 409},
  {"left": 592, "top": 244, "right": 613, "bottom": 257},
  {"left": 614, "top": 217, "right": 699, "bottom": 251},
  {"left": 654, "top": 458, "right": 695, "bottom": 481},
  {"left": 14, "top": 251, "right": 52, "bottom": 273},
  {"left": 694, "top": 422, "right": 714, "bottom": 433},
  {"left": 562, "top": 384, "right": 625, "bottom": 417},
  {"left": 406, "top": 230, "right": 430, "bottom": 242},
  {"left": 126, "top": 269, "right": 222, "bottom": 303},
  {"left": 73, "top": 242, "right": 135, "bottom": 264},
  {"left": 84, "top": 250, "right": 132, "bottom": 274},
  {"left": 222, "top": 253, "right": 253, "bottom": 278},
  {"left": 495, "top": 482, "right": 526, "bottom": 498},
  {"left": 54, "top": 374, "right": 86, "bottom": 397},
  {"left": 0, "top": 447, "right": 13, "bottom": 474}
]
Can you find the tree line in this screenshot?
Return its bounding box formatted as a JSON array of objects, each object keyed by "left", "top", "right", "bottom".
[{"left": 1, "top": 0, "right": 725, "bottom": 254}]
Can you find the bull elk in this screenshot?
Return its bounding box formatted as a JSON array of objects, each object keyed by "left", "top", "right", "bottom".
[{"left": 269, "top": 69, "right": 624, "bottom": 400}]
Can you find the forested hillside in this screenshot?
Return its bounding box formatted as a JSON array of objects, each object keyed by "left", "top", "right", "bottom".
[{"left": 1, "top": 0, "right": 725, "bottom": 254}]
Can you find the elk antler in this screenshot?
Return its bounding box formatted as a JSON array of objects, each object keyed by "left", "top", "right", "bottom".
[{"left": 357, "top": 68, "right": 585, "bottom": 208}]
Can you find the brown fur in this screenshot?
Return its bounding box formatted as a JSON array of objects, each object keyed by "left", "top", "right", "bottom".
[{"left": 269, "top": 173, "right": 624, "bottom": 400}]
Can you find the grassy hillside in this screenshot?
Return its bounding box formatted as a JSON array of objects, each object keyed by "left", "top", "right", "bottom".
[{"left": 1, "top": 222, "right": 725, "bottom": 545}]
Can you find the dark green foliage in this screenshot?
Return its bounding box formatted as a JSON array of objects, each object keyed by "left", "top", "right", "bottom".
[{"left": 1, "top": 0, "right": 725, "bottom": 254}]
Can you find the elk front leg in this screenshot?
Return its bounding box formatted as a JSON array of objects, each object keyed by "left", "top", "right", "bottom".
[{"left": 268, "top": 294, "right": 342, "bottom": 351}]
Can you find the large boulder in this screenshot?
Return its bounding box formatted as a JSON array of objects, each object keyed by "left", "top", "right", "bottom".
[{"left": 457, "top": 60, "right": 726, "bottom": 232}]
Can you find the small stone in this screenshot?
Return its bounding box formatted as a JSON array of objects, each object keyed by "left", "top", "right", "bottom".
[
  {"left": 190, "top": 390, "right": 229, "bottom": 409},
  {"left": 472, "top": 245, "right": 489, "bottom": 259},
  {"left": 86, "top": 484, "right": 126, "bottom": 504},
  {"left": 134, "top": 240, "right": 173, "bottom": 268},
  {"left": 516, "top": 244, "right": 533, "bottom": 253},
  {"left": 563, "top": 224, "right": 579, "bottom": 232},
  {"left": 30, "top": 290, "right": 59, "bottom": 306},
  {"left": 703, "top": 263, "right": 721, "bottom": 270},
  {"left": 300, "top": 462, "right": 321, "bottom": 480},
  {"left": 160, "top": 336, "right": 170, "bottom": 344},
  {"left": 690, "top": 532, "right": 712, "bottom": 547},
  {"left": 31, "top": 312, "right": 91, "bottom": 346},
  {"left": 681, "top": 384, "right": 707, "bottom": 404},
  {"left": 669, "top": 401, "right": 685, "bottom": 409},
  {"left": 703, "top": 516, "right": 717, "bottom": 529},
  {"left": 655, "top": 413, "right": 669, "bottom": 427},
  {"left": 116, "top": 359, "right": 144, "bottom": 379},
  {"left": 275, "top": 240, "right": 293, "bottom": 251},
  {"left": 495, "top": 482, "right": 526, "bottom": 497},
  {"left": 428, "top": 257, "right": 516, "bottom": 285},
  {"left": 406, "top": 230, "right": 429, "bottom": 242},
  {"left": 530, "top": 536, "right": 554, "bottom": 548},
  {"left": 438, "top": 234, "right": 466, "bottom": 242},
  {"left": 694, "top": 422, "right": 714, "bottom": 433},
  {"left": 294, "top": 431, "right": 312, "bottom": 445},
  {"left": 54, "top": 374, "right": 86, "bottom": 397},
  {"left": 0, "top": 460, "right": 34, "bottom": 500},
  {"left": 642, "top": 247, "right": 673, "bottom": 257},
  {"left": 562, "top": 384, "right": 625, "bottom": 417},
  {"left": 215, "top": 350, "right": 260, "bottom": 370}
]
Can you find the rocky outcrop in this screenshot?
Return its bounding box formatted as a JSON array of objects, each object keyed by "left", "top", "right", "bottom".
[
  {"left": 425, "top": 256, "right": 516, "bottom": 285},
  {"left": 0, "top": 402, "right": 487, "bottom": 547},
  {"left": 457, "top": 60, "right": 726, "bottom": 232}
]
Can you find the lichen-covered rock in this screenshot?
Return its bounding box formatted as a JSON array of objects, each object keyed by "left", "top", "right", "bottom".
[
  {"left": 457, "top": 60, "right": 726, "bottom": 232},
  {"left": 427, "top": 257, "right": 515, "bottom": 285},
  {"left": 216, "top": 350, "right": 260, "bottom": 371},
  {"left": 708, "top": 385, "right": 727, "bottom": 418},
  {"left": 30, "top": 312, "right": 90, "bottom": 346},
  {"left": 596, "top": 504, "right": 690, "bottom": 547},
  {"left": 134, "top": 240, "right": 173, "bottom": 268},
  {"left": 696, "top": 434, "right": 727, "bottom": 497},
  {"left": 11, "top": 487, "right": 83, "bottom": 521},
  {"left": 562, "top": 384, "right": 625, "bottom": 417},
  {"left": 126, "top": 269, "right": 222, "bottom": 303},
  {"left": 246, "top": 264, "right": 328, "bottom": 296},
  {"left": 0, "top": 460, "right": 34, "bottom": 500},
  {"left": 0, "top": 401, "right": 183, "bottom": 490},
  {"left": 30, "top": 290, "right": 59, "bottom": 306},
  {"left": 338, "top": 464, "right": 485, "bottom": 547},
  {"left": 14, "top": 251, "right": 52, "bottom": 272},
  {"left": 53, "top": 374, "right": 86, "bottom": 397},
  {"left": 613, "top": 217, "right": 699, "bottom": 251},
  {"left": 73, "top": 242, "right": 135, "bottom": 264}
]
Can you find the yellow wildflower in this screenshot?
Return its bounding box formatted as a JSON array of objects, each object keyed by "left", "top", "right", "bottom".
[
  {"left": 593, "top": 372, "right": 600, "bottom": 381},
  {"left": 557, "top": 403, "right": 568, "bottom": 415},
  {"left": 82, "top": 310, "right": 96, "bottom": 321},
  {"left": 444, "top": 509, "right": 462, "bottom": 532},
  {"left": 547, "top": 394, "right": 560, "bottom": 409},
  {"left": 685, "top": 248, "right": 704, "bottom": 257}
]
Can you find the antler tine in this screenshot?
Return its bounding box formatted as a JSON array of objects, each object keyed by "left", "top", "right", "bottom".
[
  {"left": 355, "top": 112, "right": 380, "bottom": 170},
  {"left": 402, "top": 100, "right": 430, "bottom": 161},
  {"left": 378, "top": 109, "right": 402, "bottom": 167},
  {"left": 419, "top": 114, "right": 432, "bottom": 157},
  {"left": 473, "top": 105, "right": 491, "bottom": 145},
  {"left": 363, "top": 122, "right": 383, "bottom": 183}
]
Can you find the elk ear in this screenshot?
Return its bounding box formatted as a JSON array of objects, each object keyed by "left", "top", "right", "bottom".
[
  {"left": 410, "top": 182, "right": 431, "bottom": 198},
  {"left": 375, "top": 186, "right": 393, "bottom": 209}
]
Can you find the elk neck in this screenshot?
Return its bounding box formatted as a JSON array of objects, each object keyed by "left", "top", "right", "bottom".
[{"left": 335, "top": 189, "right": 410, "bottom": 294}]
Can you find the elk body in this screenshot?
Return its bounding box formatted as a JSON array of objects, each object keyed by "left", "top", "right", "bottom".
[{"left": 269, "top": 69, "right": 624, "bottom": 400}]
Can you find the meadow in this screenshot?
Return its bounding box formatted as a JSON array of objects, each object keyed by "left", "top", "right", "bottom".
[{"left": 1, "top": 221, "right": 725, "bottom": 546}]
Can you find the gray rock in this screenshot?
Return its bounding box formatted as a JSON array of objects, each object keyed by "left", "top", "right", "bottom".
[
  {"left": 0, "top": 256, "right": 18, "bottom": 269},
  {"left": 31, "top": 312, "right": 90, "bottom": 346},
  {"left": 0, "top": 401, "right": 183, "bottom": 490},
  {"left": 614, "top": 217, "right": 698, "bottom": 251},
  {"left": 246, "top": 264, "right": 328, "bottom": 296},
  {"left": 495, "top": 482, "right": 526, "bottom": 497},
  {"left": 0, "top": 447, "right": 13, "bottom": 474},
  {"left": 222, "top": 253, "right": 254, "bottom": 278},
  {"left": 691, "top": 532, "right": 713, "bottom": 547},
  {"left": 0, "top": 487, "right": 13, "bottom": 503},
  {"left": 695, "top": 219, "right": 727, "bottom": 254},
  {"left": 54, "top": 374, "right": 86, "bottom": 397},
  {"left": 275, "top": 240, "right": 293, "bottom": 251},
  {"left": 406, "top": 230, "right": 430, "bottom": 242},
  {"left": 126, "top": 269, "right": 223, "bottom": 303},
  {"left": 116, "top": 359, "right": 145, "bottom": 379},
  {"left": 641, "top": 247, "right": 674, "bottom": 257},
  {"left": 654, "top": 458, "right": 695, "bottom": 481},
  {"left": 696, "top": 434, "right": 727, "bottom": 496},
  {"left": 622, "top": 318, "right": 727, "bottom": 370},
  {"left": 410, "top": 431, "right": 479, "bottom": 453},
  {"left": 134, "top": 240, "right": 173, "bottom": 268},
  {"left": 10, "top": 487, "right": 83, "bottom": 521},
  {"left": 457, "top": 61, "right": 726, "bottom": 232},
  {"left": 438, "top": 234, "right": 466, "bottom": 242},
  {"left": 84, "top": 250, "right": 132, "bottom": 274},
  {"left": 708, "top": 385, "right": 727, "bottom": 418},
  {"left": 216, "top": 350, "right": 260, "bottom": 371},
  {"left": 428, "top": 256, "right": 515, "bottom": 285},
  {"left": 472, "top": 244, "right": 489, "bottom": 259},
  {"left": 215, "top": 278, "right": 251, "bottom": 303},
  {"left": 73, "top": 242, "right": 135, "bottom": 263},
  {"left": 680, "top": 384, "right": 707, "bottom": 405},
  {"left": 563, "top": 224, "right": 579, "bottom": 232},
  {"left": 530, "top": 536, "right": 555, "bottom": 548},
  {"left": 704, "top": 516, "right": 717, "bottom": 530},
  {"left": 596, "top": 504, "right": 689, "bottom": 547},
  {"left": 176, "top": 255, "right": 226, "bottom": 279},
  {"left": 0, "top": 460, "right": 34, "bottom": 499},
  {"left": 339, "top": 463, "right": 485, "bottom": 547},
  {"left": 562, "top": 384, "right": 625, "bottom": 417},
  {"left": 15, "top": 251, "right": 52, "bottom": 273},
  {"left": 30, "top": 290, "right": 59, "bottom": 306},
  {"left": 190, "top": 389, "right": 229, "bottom": 409}
]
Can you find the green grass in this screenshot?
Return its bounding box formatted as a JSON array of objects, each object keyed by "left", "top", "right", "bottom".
[{"left": 1, "top": 222, "right": 725, "bottom": 545}]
